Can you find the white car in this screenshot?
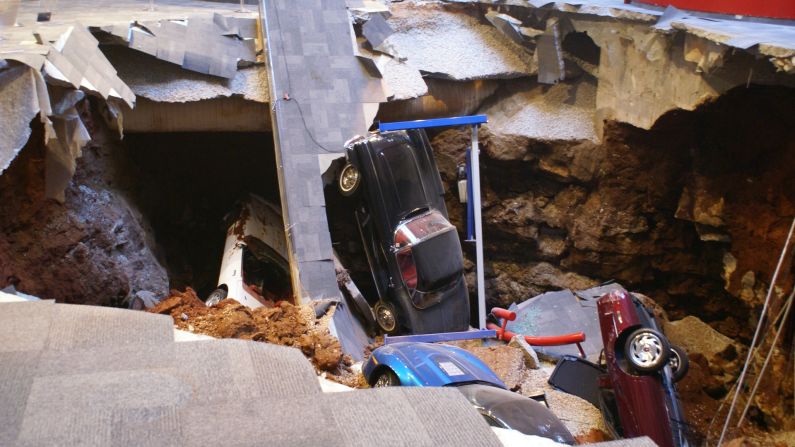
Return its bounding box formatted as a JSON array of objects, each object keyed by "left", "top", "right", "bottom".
[{"left": 206, "top": 194, "right": 292, "bottom": 308}]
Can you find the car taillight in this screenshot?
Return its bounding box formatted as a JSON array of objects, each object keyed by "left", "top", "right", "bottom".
[{"left": 397, "top": 247, "right": 417, "bottom": 290}]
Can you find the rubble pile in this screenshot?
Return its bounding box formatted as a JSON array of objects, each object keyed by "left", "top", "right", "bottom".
[
  {"left": 149, "top": 288, "right": 352, "bottom": 375},
  {"left": 448, "top": 340, "right": 611, "bottom": 442}
]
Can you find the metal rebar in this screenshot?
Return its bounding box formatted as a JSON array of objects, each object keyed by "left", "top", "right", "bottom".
[{"left": 716, "top": 216, "right": 795, "bottom": 446}]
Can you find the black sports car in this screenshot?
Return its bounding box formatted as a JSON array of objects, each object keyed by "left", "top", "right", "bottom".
[{"left": 337, "top": 129, "right": 469, "bottom": 334}]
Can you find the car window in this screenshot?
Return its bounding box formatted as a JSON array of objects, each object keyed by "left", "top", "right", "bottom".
[
  {"left": 394, "top": 210, "right": 454, "bottom": 247},
  {"left": 242, "top": 236, "right": 292, "bottom": 301},
  {"left": 378, "top": 143, "right": 428, "bottom": 216}
]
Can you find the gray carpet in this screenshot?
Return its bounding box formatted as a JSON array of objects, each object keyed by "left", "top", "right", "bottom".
[
  {"left": 0, "top": 301, "right": 503, "bottom": 446},
  {"left": 0, "top": 301, "right": 174, "bottom": 352}
]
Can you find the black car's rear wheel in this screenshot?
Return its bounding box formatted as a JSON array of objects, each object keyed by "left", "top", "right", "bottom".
[
  {"left": 669, "top": 345, "right": 689, "bottom": 382},
  {"left": 338, "top": 163, "right": 361, "bottom": 196},
  {"left": 624, "top": 328, "right": 670, "bottom": 372},
  {"left": 374, "top": 300, "right": 398, "bottom": 333},
  {"left": 372, "top": 369, "right": 400, "bottom": 387}
]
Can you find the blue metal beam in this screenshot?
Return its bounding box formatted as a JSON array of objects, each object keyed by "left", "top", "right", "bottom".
[
  {"left": 384, "top": 329, "right": 496, "bottom": 345},
  {"left": 379, "top": 115, "right": 488, "bottom": 132}
]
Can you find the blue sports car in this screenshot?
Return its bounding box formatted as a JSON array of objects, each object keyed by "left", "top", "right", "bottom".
[{"left": 363, "top": 342, "right": 575, "bottom": 444}]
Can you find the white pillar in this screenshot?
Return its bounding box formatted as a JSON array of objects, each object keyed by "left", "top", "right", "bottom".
[{"left": 470, "top": 125, "right": 486, "bottom": 329}]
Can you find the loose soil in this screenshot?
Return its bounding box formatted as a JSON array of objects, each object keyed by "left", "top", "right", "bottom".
[{"left": 149, "top": 288, "right": 354, "bottom": 377}]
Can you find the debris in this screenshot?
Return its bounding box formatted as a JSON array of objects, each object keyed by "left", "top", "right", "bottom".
[
  {"left": 129, "top": 290, "right": 160, "bottom": 310},
  {"left": 663, "top": 316, "right": 741, "bottom": 384},
  {"left": 148, "top": 288, "right": 349, "bottom": 373},
  {"left": 361, "top": 13, "right": 394, "bottom": 48},
  {"left": 381, "top": 2, "right": 533, "bottom": 80},
  {"left": 470, "top": 345, "right": 527, "bottom": 391},
  {"left": 536, "top": 18, "right": 566, "bottom": 85},
  {"left": 508, "top": 335, "right": 540, "bottom": 370},
  {"left": 480, "top": 78, "right": 597, "bottom": 142},
  {"left": 484, "top": 10, "right": 525, "bottom": 46}
]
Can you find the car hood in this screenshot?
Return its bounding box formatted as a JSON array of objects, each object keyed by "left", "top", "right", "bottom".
[
  {"left": 368, "top": 342, "right": 505, "bottom": 388},
  {"left": 457, "top": 384, "right": 575, "bottom": 445}
]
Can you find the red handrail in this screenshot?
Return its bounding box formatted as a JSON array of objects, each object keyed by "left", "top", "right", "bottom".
[{"left": 489, "top": 307, "right": 587, "bottom": 358}]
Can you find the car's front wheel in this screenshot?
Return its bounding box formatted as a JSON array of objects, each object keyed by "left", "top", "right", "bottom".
[
  {"left": 206, "top": 288, "right": 227, "bottom": 307},
  {"left": 624, "top": 328, "right": 670, "bottom": 372},
  {"left": 372, "top": 369, "right": 400, "bottom": 388}
]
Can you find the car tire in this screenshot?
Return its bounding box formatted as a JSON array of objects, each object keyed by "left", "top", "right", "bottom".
[
  {"left": 624, "top": 328, "right": 671, "bottom": 373},
  {"left": 372, "top": 368, "right": 400, "bottom": 388},
  {"left": 338, "top": 163, "right": 361, "bottom": 197},
  {"left": 374, "top": 300, "right": 399, "bottom": 334},
  {"left": 669, "top": 345, "right": 689, "bottom": 382},
  {"left": 206, "top": 288, "right": 227, "bottom": 307}
]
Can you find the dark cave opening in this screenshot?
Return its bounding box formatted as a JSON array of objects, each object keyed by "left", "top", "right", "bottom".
[{"left": 120, "top": 131, "right": 282, "bottom": 299}]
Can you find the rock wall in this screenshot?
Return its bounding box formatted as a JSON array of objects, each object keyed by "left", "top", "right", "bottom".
[
  {"left": 0, "top": 101, "right": 168, "bottom": 307},
  {"left": 433, "top": 84, "right": 795, "bottom": 341}
]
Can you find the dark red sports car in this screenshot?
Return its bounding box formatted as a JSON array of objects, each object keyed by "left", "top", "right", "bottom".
[{"left": 550, "top": 289, "right": 690, "bottom": 447}]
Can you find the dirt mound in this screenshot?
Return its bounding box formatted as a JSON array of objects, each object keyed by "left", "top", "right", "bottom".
[{"left": 149, "top": 288, "right": 346, "bottom": 372}]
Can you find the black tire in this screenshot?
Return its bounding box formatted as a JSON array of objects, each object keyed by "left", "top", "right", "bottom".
[
  {"left": 669, "top": 345, "right": 689, "bottom": 382},
  {"left": 338, "top": 163, "right": 361, "bottom": 197},
  {"left": 206, "top": 288, "right": 227, "bottom": 307},
  {"left": 372, "top": 368, "right": 400, "bottom": 388},
  {"left": 624, "top": 328, "right": 671, "bottom": 372}
]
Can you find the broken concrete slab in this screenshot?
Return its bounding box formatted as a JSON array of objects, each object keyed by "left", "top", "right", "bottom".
[
  {"left": 509, "top": 334, "right": 540, "bottom": 369},
  {"left": 484, "top": 10, "right": 525, "bottom": 46},
  {"left": 104, "top": 46, "right": 268, "bottom": 104},
  {"left": 362, "top": 13, "right": 394, "bottom": 48},
  {"left": 481, "top": 78, "right": 597, "bottom": 142},
  {"left": 356, "top": 44, "right": 427, "bottom": 100},
  {"left": 382, "top": 2, "right": 533, "bottom": 81},
  {"left": 663, "top": 315, "right": 741, "bottom": 383}
]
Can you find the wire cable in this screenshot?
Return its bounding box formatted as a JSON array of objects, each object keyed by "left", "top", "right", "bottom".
[
  {"left": 716, "top": 216, "right": 795, "bottom": 446},
  {"left": 737, "top": 287, "right": 795, "bottom": 428}
]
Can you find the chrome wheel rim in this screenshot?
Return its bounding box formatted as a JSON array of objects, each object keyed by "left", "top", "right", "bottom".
[
  {"left": 375, "top": 304, "right": 396, "bottom": 332},
  {"left": 339, "top": 165, "right": 359, "bottom": 192},
  {"left": 669, "top": 350, "right": 680, "bottom": 371},
  {"left": 629, "top": 333, "right": 663, "bottom": 368},
  {"left": 374, "top": 374, "right": 392, "bottom": 387}
]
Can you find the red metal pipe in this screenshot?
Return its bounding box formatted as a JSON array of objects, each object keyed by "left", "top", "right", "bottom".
[
  {"left": 487, "top": 322, "right": 587, "bottom": 357},
  {"left": 491, "top": 307, "right": 516, "bottom": 321}
]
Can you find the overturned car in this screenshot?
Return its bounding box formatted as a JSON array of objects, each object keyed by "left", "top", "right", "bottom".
[
  {"left": 337, "top": 129, "right": 470, "bottom": 334},
  {"left": 550, "top": 290, "right": 690, "bottom": 447},
  {"left": 206, "top": 194, "right": 292, "bottom": 308}
]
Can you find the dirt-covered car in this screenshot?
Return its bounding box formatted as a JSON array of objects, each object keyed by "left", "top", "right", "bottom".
[
  {"left": 206, "top": 194, "right": 292, "bottom": 308},
  {"left": 337, "top": 130, "right": 469, "bottom": 334}
]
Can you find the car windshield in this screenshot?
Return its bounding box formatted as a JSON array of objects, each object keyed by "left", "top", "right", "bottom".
[{"left": 377, "top": 143, "right": 428, "bottom": 217}]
